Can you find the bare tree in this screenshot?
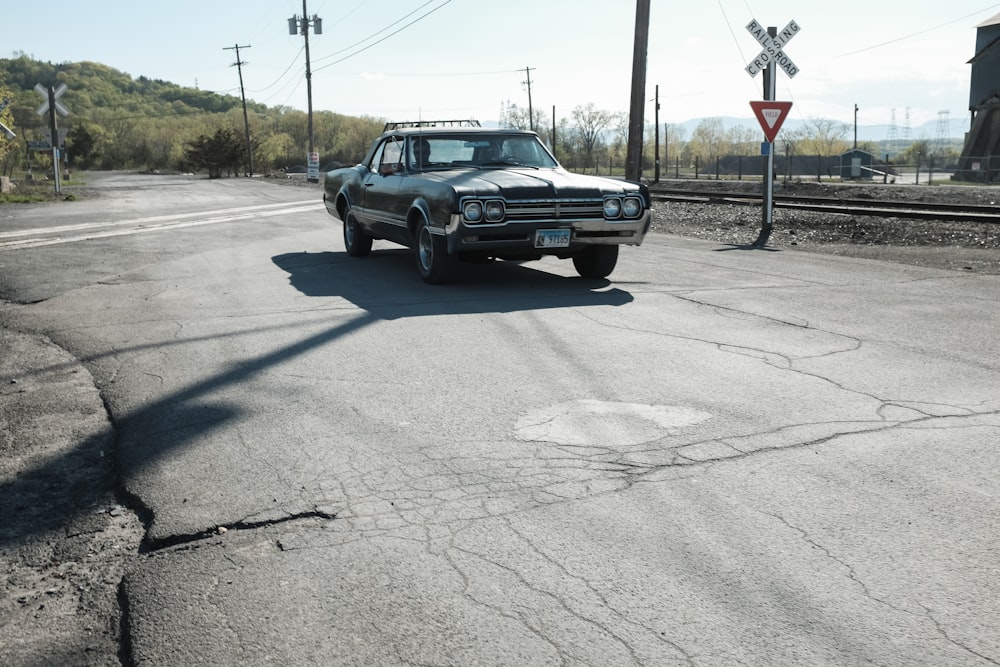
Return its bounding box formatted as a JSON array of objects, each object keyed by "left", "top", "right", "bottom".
[
  {"left": 798, "top": 117, "right": 850, "bottom": 156},
  {"left": 572, "top": 103, "right": 616, "bottom": 172},
  {"left": 725, "top": 125, "right": 757, "bottom": 156},
  {"left": 687, "top": 117, "right": 726, "bottom": 166}
]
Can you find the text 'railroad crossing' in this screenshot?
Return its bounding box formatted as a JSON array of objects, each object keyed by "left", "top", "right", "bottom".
[{"left": 745, "top": 19, "right": 800, "bottom": 78}]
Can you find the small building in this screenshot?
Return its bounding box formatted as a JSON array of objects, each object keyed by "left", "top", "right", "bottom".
[{"left": 839, "top": 149, "right": 875, "bottom": 180}]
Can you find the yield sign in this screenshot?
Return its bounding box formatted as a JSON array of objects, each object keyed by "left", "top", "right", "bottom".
[{"left": 750, "top": 100, "right": 792, "bottom": 142}]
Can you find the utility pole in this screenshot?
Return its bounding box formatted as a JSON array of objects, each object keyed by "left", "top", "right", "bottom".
[
  {"left": 653, "top": 85, "right": 660, "bottom": 183},
  {"left": 224, "top": 44, "right": 253, "bottom": 176},
  {"left": 625, "top": 0, "right": 650, "bottom": 182},
  {"left": 551, "top": 105, "right": 556, "bottom": 150},
  {"left": 854, "top": 103, "right": 859, "bottom": 149},
  {"left": 288, "top": 2, "right": 322, "bottom": 182},
  {"left": 522, "top": 66, "right": 535, "bottom": 132}
]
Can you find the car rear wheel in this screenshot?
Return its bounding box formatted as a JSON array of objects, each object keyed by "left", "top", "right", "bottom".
[
  {"left": 572, "top": 245, "right": 619, "bottom": 279},
  {"left": 415, "top": 218, "right": 456, "bottom": 284},
  {"left": 343, "top": 208, "right": 373, "bottom": 257}
]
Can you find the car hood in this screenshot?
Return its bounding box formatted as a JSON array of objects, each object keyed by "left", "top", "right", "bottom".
[{"left": 424, "top": 168, "right": 638, "bottom": 199}]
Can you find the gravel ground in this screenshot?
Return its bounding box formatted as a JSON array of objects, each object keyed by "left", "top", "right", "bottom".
[{"left": 650, "top": 179, "right": 1000, "bottom": 274}]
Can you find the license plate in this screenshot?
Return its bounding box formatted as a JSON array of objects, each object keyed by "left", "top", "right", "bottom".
[{"left": 534, "top": 229, "right": 571, "bottom": 248}]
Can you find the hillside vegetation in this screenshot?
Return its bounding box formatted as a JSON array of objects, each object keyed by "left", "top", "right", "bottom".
[{"left": 0, "top": 54, "right": 384, "bottom": 175}]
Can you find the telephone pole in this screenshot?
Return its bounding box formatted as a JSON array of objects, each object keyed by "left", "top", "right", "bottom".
[
  {"left": 288, "top": 1, "right": 323, "bottom": 181},
  {"left": 625, "top": 0, "right": 650, "bottom": 182},
  {"left": 653, "top": 85, "right": 660, "bottom": 183},
  {"left": 224, "top": 44, "right": 253, "bottom": 176},
  {"left": 522, "top": 66, "right": 535, "bottom": 132}
]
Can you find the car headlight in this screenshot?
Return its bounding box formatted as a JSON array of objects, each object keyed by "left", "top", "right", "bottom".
[
  {"left": 484, "top": 200, "right": 505, "bottom": 222},
  {"left": 622, "top": 196, "right": 643, "bottom": 218},
  {"left": 463, "top": 200, "right": 483, "bottom": 223},
  {"left": 603, "top": 197, "right": 622, "bottom": 219}
]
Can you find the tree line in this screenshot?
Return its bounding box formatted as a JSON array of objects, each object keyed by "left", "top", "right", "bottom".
[
  {"left": 502, "top": 101, "right": 963, "bottom": 176},
  {"left": 0, "top": 55, "right": 956, "bottom": 181}
]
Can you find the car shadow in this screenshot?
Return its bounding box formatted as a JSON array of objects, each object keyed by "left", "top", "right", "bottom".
[
  {"left": 271, "top": 249, "right": 635, "bottom": 317},
  {"left": 0, "top": 249, "right": 635, "bottom": 557}
]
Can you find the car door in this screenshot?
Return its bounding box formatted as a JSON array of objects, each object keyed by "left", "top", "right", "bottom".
[{"left": 359, "top": 136, "right": 409, "bottom": 244}]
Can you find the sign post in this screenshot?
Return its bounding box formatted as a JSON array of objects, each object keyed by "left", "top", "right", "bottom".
[
  {"left": 34, "top": 83, "right": 70, "bottom": 195},
  {"left": 745, "top": 19, "right": 799, "bottom": 246}
]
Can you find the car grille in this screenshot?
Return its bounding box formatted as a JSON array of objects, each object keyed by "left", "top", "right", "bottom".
[{"left": 503, "top": 200, "right": 606, "bottom": 222}]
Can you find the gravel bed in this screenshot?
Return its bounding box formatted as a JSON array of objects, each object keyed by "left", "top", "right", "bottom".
[{"left": 650, "top": 180, "right": 1000, "bottom": 274}]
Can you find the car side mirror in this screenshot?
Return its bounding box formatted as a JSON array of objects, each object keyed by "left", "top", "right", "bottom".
[{"left": 379, "top": 163, "right": 399, "bottom": 176}]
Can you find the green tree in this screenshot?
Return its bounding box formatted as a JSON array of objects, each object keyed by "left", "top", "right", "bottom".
[
  {"left": 0, "top": 81, "right": 15, "bottom": 171},
  {"left": 183, "top": 128, "right": 244, "bottom": 178}
]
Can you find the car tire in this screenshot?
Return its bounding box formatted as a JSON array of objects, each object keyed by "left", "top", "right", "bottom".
[
  {"left": 572, "top": 245, "right": 619, "bottom": 279},
  {"left": 343, "top": 208, "right": 373, "bottom": 257},
  {"left": 415, "top": 217, "right": 456, "bottom": 284}
]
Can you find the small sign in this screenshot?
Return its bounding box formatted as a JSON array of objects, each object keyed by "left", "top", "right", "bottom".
[
  {"left": 42, "top": 128, "right": 68, "bottom": 146},
  {"left": 307, "top": 151, "right": 320, "bottom": 181},
  {"left": 27, "top": 140, "right": 52, "bottom": 151},
  {"left": 745, "top": 19, "right": 800, "bottom": 79},
  {"left": 750, "top": 101, "right": 793, "bottom": 143},
  {"left": 34, "top": 82, "right": 70, "bottom": 117}
]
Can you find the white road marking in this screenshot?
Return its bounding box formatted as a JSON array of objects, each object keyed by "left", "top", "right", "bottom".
[{"left": 0, "top": 201, "right": 324, "bottom": 250}]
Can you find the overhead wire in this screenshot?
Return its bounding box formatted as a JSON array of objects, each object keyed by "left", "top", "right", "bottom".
[
  {"left": 838, "top": 4, "right": 1000, "bottom": 57},
  {"left": 312, "top": 0, "right": 454, "bottom": 73}
]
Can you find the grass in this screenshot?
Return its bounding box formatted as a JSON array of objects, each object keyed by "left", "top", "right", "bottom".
[{"left": 0, "top": 176, "right": 80, "bottom": 203}]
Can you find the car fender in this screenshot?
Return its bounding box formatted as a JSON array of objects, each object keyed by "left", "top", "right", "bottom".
[
  {"left": 334, "top": 186, "right": 355, "bottom": 221},
  {"left": 407, "top": 197, "right": 438, "bottom": 237}
]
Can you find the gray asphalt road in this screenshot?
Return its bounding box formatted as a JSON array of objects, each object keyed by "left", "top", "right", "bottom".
[{"left": 1, "top": 173, "right": 998, "bottom": 665}]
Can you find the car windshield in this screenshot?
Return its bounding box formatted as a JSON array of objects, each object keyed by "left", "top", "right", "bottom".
[{"left": 407, "top": 134, "right": 558, "bottom": 170}]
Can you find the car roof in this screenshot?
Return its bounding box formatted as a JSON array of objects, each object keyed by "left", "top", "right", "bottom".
[{"left": 380, "top": 127, "right": 538, "bottom": 138}]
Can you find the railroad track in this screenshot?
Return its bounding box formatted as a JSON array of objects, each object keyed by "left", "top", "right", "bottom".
[{"left": 650, "top": 188, "right": 1000, "bottom": 224}]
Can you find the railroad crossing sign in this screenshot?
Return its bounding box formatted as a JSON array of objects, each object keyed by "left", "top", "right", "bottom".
[
  {"left": 745, "top": 19, "right": 800, "bottom": 78},
  {"left": 35, "top": 82, "right": 70, "bottom": 117},
  {"left": 749, "top": 101, "right": 793, "bottom": 143}
]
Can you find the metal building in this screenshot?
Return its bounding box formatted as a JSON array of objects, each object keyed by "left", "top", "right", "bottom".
[
  {"left": 840, "top": 149, "right": 875, "bottom": 180},
  {"left": 955, "top": 13, "right": 1000, "bottom": 181}
]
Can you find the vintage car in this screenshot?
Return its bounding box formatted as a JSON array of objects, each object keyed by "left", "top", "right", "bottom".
[{"left": 322, "top": 121, "right": 651, "bottom": 283}]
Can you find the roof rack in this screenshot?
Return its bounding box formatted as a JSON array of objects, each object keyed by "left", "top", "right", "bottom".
[{"left": 383, "top": 119, "right": 481, "bottom": 131}]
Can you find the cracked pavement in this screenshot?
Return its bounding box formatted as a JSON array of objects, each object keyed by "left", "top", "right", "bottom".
[{"left": 1, "top": 174, "right": 998, "bottom": 665}]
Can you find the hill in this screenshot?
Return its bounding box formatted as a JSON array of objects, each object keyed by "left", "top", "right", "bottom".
[
  {"left": 1, "top": 54, "right": 265, "bottom": 124},
  {"left": 0, "top": 54, "right": 384, "bottom": 173}
]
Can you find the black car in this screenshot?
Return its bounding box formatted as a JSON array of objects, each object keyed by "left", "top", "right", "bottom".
[{"left": 323, "top": 122, "right": 651, "bottom": 283}]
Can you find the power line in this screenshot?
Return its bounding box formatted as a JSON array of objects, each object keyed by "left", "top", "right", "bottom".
[
  {"left": 312, "top": 0, "right": 444, "bottom": 65},
  {"left": 312, "top": 0, "right": 454, "bottom": 73},
  {"left": 837, "top": 4, "right": 1000, "bottom": 57}
]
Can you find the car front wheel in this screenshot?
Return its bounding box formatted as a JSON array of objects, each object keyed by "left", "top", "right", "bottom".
[
  {"left": 572, "top": 245, "right": 619, "bottom": 279},
  {"left": 415, "top": 218, "right": 456, "bottom": 284},
  {"left": 343, "top": 208, "right": 373, "bottom": 257}
]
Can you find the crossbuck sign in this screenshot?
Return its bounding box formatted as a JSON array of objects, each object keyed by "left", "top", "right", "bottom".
[{"left": 745, "top": 19, "right": 800, "bottom": 78}]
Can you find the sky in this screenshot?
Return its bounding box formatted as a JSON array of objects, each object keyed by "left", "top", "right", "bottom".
[{"left": 7, "top": 1, "right": 1000, "bottom": 140}]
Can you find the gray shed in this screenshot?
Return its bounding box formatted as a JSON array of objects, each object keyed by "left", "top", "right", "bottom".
[{"left": 840, "top": 149, "right": 874, "bottom": 180}]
